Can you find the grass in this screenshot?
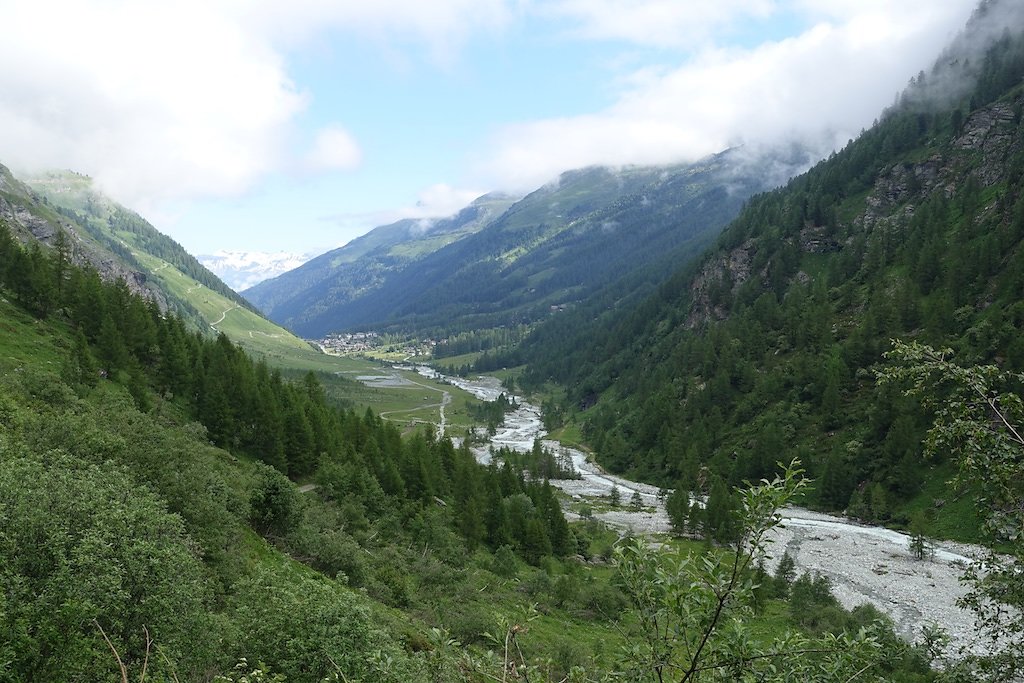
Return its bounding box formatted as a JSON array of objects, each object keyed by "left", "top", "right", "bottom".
[
  {"left": 0, "top": 297, "right": 68, "bottom": 373},
  {"left": 439, "top": 556, "right": 630, "bottom": 673},
  {"left": 547, "top": 421, "right": 586, "bottom": 449},
  {"left": 130, "top": 250, "right": 312, "bottom": 358},
  {"left": 430, "top": 350, "right": 483, "bottom": 368}
]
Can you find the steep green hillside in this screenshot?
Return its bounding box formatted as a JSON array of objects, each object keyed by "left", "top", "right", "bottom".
[
  {"left": 29, "top": 172, "right": 250, "bottom": 302},
  {"left": 0, "top": 228, "right": 597, "bottom": 680},
  {"left": 254, "top": 151, "right": 809, "bottom": 339},
  {"left": 522, "top": 6, "right": 1024, "bottom": 535},
  {"left": 16, "top": 173, "right": 360, "bottom": 367}
]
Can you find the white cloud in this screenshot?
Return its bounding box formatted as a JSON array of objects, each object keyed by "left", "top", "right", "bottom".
[
  {"left": 239, "top": 0, "right": 515, "bottom": 59},
  {"left": 0, "top": 0, "right": 303, "bottom": 210},
  {"left": 483, "top": 0, "right": 978, "bottom": 191},
  {"left": 304, "top": 126, "right": 363, "bottom": 171},
  {"left": 0, "top": 0, "right": 993, "bottom": 252},
  {"left": 413, "top": 183, "right": 485, "bottom": 216},
  {"left": 0, "top": 0, "right": 513, "bottom": 213}
]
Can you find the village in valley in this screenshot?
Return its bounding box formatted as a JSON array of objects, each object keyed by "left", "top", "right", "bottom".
[{"left": 313, "top": 330, "right": 439, "bottom": 359}]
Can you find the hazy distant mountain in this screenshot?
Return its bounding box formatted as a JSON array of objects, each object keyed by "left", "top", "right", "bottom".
[
  {"left": 199, "top": 250, "right": 315, "bottom": 291},
  {"left": 248, "top": 151, "right": 812, "bottom": 338},
  {"left": 243, "top": 192, "right": 519, "bottom": 329}
]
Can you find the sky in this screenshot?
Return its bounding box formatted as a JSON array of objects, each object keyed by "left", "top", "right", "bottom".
[{"left": 0, "top": 0, "right": 981, "bottom": 258}]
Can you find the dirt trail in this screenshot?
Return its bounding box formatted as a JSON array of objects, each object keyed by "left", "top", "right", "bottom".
[
  {"left": 210, "top": 304, "right": 239, "bottom": 327},
  {"left": 361, "top": 369, "right": 452, "bottom": 436}
]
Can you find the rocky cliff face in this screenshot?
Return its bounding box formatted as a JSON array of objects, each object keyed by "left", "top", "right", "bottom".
[{"left": 683, "top": 91, "right": 1024, "bottom": 329}]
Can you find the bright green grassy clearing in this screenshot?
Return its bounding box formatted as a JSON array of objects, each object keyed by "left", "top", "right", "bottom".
[
  {"left": 0, "top": 296, "right": 68, "bottom": 373},
  {"left": 430, "top": 350, "right": 482, "bottom": 368}
]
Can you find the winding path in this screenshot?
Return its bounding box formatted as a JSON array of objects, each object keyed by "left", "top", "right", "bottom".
[
  {"left": 366, "top": 370, "right": 452, "bottom": 436},
  {"left": 210, "top": 304, "right": 239, "bottom": 328}
]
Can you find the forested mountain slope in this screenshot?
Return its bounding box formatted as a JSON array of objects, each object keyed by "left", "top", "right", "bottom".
[
  {"left": 0, "top": 186, "right": 947, "bottom": 683},
  {"left": 520, "top": 2, "right": 1024, "bottom": 528},
  {"left": 253, "top": 150, "right": 810, "bottom": 339},
  {"left": 244, "top": 192, "right": 517, "bottom": 326},
  {"left": 0, "top": 166, "right": 172, "bottom": 304},
  {"left": 27, "top": 171, "right": 254, "bottom": 309}
]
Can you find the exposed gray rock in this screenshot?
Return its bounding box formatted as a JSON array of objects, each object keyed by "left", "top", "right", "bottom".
[{"left": 0, "top": 167, "right": 166, "bottom": 308}]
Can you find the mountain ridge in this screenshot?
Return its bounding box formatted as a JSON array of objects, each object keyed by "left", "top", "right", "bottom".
[
  {"left": 243, "top": 191, "right": 519, "bottom": 327},
  {"left": 249, "top": 149, "right": 813, "bottom": 339},
  {"left": 5, "top": 168, "right": 319, "bottom": 359}
]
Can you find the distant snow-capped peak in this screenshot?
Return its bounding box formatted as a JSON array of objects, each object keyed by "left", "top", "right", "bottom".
[{"left": 199, "top": 250, "right": 314, "bottom": 291}]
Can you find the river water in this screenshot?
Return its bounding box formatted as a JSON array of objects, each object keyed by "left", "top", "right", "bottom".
[{"left": 409, "top": 366, "right": 990, "bottom": 658}]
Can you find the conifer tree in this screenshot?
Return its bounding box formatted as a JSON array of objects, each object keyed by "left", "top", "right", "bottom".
[
  {"left": 96, "top": 314, "right": 130, "bottom": 375},
  {"left": 666, "top": 487, "right": 691, "bottom": 533},
  {"left": 705, "top": 475, "right": 739, "bottom": 543},
  {"left": 609, "top": 485, "right": 621, "bottom": 508},
  {"left": 66, "top": 326, "right": 99, "bottom": 388},
  {"left": 51, "top": 228, "right": 72, "bottom": 303}
]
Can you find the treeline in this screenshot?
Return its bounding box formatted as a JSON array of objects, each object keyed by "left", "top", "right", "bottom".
[
  {"left": 0, "top": 216, "right": 585, "bottom": 567},
  {"left": 494, "top": 441, "right": 581, "bottom": 481},
  {"left": 432, "top": 325, "right": 529, "bottom": 359},
  {"left": 467, "top": 391, "right": 517, "bottom": 435},
  {"left": 0, "top": 220, "right": 576, "bottom": 556}
]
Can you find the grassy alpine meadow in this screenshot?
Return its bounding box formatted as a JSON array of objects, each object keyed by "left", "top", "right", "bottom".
[
  {"left": 131, "top": 250, "right": 312, "bottom": 354},
  {"left": 431, "top": 350, "right": 483, "bottom": 369}
]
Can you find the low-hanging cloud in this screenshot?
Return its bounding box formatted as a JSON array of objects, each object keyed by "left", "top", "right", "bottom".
[
  {"left": 324, "top": 183, "right": 486, "bottom": 246},
  {"left": 542, "top": 0, "right": 776, "bottom": 49},
  {"left": 482, "top": 0, "right": 979, "bottom": 192},
  {"left": 0, "top": 0, "right": 999, "bottom": 237}
]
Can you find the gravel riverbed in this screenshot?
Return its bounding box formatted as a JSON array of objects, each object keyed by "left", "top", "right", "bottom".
[{"left": 413, "top": 367, "right": 987, "bottom": 657}]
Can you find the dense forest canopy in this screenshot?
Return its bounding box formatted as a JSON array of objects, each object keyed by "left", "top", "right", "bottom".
[{"left": 0, "top": 218, "right": 584, "bottom": 680}]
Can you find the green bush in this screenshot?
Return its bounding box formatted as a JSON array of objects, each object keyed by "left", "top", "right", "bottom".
[{"left": 0, "top": 450, "right": 219, "bottom": 681}]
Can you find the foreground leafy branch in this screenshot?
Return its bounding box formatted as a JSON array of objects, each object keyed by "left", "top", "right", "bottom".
[
  {"left": 880, "top": 340, "right": 1024, "bottom": 681},
  {"left": 611, "top": 460, "right": 887, "bottom": 682}
]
